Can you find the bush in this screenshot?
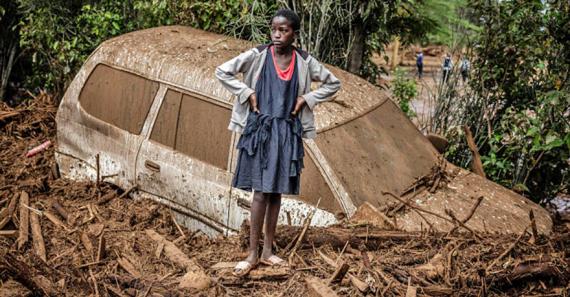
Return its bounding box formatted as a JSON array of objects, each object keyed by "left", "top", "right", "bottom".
[
  {"left": 391, "top": 68, "right": 417, "bottom": 118},
  {"left": 440, "top": 0, "right": 569, "bottom": 202}
]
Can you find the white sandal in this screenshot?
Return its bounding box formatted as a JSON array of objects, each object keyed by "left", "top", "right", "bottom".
[
  {"left": 260, "top": 255, "right": 286, "bottom": 266},
  {"left": 233, "top": 261, "right": 256, "bottom": 276}
]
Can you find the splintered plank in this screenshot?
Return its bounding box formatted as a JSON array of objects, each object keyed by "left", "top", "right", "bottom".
[
  {"left": 0, "top": 230, "right": 18, "bottom": 237},
  {"left": 145, "top": 229, "right": 210, "bottom": 290},
  {"left": 0, "top": 192, "right": 19, "bottom": 229},
  {"left": 117, "top": 257, "right": 141, "bottom": 278},
  {"left": 30, "top": 211, "right": 47, "bottom": 262},
  {"left": 305, "top": 277, "right": 339, "bottom": 297},
  {"left": 17, "top": 191, "right": 30, "bottom": 249}
]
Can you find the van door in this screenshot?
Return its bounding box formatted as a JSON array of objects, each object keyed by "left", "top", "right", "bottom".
[
  {"left": 135, "top": 88, "right": 234, "bottom": 236},
  {"left": 57, "top": 64, "right": 159, "bottom": 190}
]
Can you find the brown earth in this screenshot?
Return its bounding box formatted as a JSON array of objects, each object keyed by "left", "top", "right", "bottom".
[{"left": 0, "top": 94, "right": 569, "bottom": 296}]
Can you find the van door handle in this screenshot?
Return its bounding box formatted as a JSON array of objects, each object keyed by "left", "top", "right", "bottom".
[{"left": 144, "top": 160, "right": 160, "bottom": 172}]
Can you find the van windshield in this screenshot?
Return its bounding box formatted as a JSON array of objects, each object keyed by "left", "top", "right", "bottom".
[{"left": 315, "top": 100, "right": 439, "bottom": 208}]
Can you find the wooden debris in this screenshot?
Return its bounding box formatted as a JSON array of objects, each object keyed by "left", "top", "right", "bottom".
[
  {"left": 104, "top": 285, "right": 129, "bottom": 297},
  {"left": 328, "top": 260, "right": 350, "bottom": 284},
  {"left": 89, "top": 267, "right": 100, "bottom": 297},
  {"left": 30, "top": 211, "right": 46, "bottom": 262},
  {"left": 249, "top": 266, "right": 290, "bottom": 280},
  {"left": 446, "top": 196, "right": 484, "bottom": 235},
  {"left": 0, "top": 230, "right": 18, "bottom": 237},
  {"left": 81, "top": 232, "right": 94, "bottom": 259},
  {"left": 145, "top": 229, "right": 210, "bottom": 290},
  {"left": 209, "top": 262, "right": 238, "bottom": 270},
  {"left": 44, "top": 211, "right": 70, "bottom": 231},
  {"left": 288, "top": 198, "right": 320, "bottom": 264},
  {"left": 0, "top": 192, "right": 19, "bottom": 229},
  {"left": 529, "top": 210, "right": 538, "bottom": 244},
  {"left": 117, "top": 257, "right": 141, "bottom": 278},
  {"left": 96, "top": 232, "right": 106, "bottom": 262},
  {"left": 349, "top": 201, "right": 396, "bottom": 229},
  {"left": 305, "top": 277, "right": 339, "bottom": 297},
  {"left": 1, "top": 253, "right": 59, "bottom": 296},
  {"left": 50, "top": 201, "right": 69, "bottom": 221},
  {"left": 463, "top": 125, "right": 486, "bottom": 177},
  {"left": 96, "top": 192, "right": 116, "bottom": 205},
  {"left": 486, "top": 227, "right": 527, "bottom": 274},
  {"left": 405, "top": 278, "right": 417, "bottom": 297},
  {"left": 270, "top": 225, "right": 425, "bottom": 250},
  {"left": 349, "top": 274, "right": 369, "bottom": 293},
  {"left": 17, "top": 191, "right": 29, "bottom": 249}
]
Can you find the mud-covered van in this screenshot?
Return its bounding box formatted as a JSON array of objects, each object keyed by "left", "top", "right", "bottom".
[{"left": 55, "top": 26, "right": 551, "bottom": 237}]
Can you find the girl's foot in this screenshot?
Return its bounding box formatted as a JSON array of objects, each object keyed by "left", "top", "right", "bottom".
[
  {"left": 259, "top": 254, "right": 286, "bottom": 266},
  {"left": 233, "top": 252, "right": 258, "bottom": 276},
  {"left": 233, "top": 261, "right": 256, "bottom": 276}
]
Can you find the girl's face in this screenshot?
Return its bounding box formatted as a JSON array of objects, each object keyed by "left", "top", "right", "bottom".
[{"left": 270, "top": 16, "right": 296, "bottom": 50}]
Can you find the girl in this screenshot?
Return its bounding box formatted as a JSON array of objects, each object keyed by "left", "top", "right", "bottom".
[{"left": 215, "top": 8, "right": 340, "bottom": 276}]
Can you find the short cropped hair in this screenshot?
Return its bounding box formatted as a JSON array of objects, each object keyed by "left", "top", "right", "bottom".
[{"left": 271, "top": 9, "right": 301, "bottom": 32}]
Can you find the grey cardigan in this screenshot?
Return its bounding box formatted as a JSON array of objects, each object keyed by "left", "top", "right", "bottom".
[{"left": 215, "top": 45, "right": 341, "bottom": 139}]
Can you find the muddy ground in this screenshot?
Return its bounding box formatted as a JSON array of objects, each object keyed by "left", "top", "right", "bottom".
[{"left": 0, "top": 93, "right": 569, "bottom": 296}]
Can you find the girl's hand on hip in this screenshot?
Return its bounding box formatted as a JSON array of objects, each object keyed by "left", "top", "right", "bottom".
[
  {"left": 291, "top": 96, "right": 306, "bottom": 116},
  {"left": 249, "top": 93, "right": 259, "bottom": 113}
]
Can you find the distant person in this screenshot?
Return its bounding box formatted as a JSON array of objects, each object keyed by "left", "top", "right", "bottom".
[
  {"left": 460, "top": 57, "right": 470, "bottom": 83},
  {"left": 442, "top": 53, "right": 453, "bottom": 83},
  {"left": 416, "top": 50, "right": 424, "bottom": 79}
]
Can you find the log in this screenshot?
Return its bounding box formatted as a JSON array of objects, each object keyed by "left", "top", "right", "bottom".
[
  {"left": 17, "top": 191, "right": 29, "bottom": 249},
  {"left": 270, "top": 225, "right": 424, "bottom": 250},
  {"left": 463, "top": 125, "right": 485, "bottom": 177},
  {"left": 30, "top": 211, "right": 46, "bottom": 262},
  {"left": 145, "top": 229, "right": 210, "bottom": 290},
  {"left": 248, "top": 266, "right": 290, "bottom": 280},
  {"left": 1, "top": 253, "right": 59, "bottom": 296},
  {"left": 0, "top": 192, "right": 19, "bottom": 229},
  {"left": 305, "top": 277, "right": 339, "bottom": 297}
]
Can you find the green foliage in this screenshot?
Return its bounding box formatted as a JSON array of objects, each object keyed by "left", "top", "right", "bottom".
[
  {"left": 174, "top": 0, "right": 276, "bottom": 43},
  {"left": 391, "top": 68, "right": 417, "bottom": 118},
  {"left": 443, "top": 0, "right": 570, "bottom": 201},
  {"left": 17, "top": 0, "right": 174, "bottom": 95},
  {"left": 417, "top": 0, "right": 479, "bottom": 47}
]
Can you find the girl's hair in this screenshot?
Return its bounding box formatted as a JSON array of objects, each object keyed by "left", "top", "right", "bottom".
[{"left": 271, "top": 9, "right": 301, "bottom": 32}]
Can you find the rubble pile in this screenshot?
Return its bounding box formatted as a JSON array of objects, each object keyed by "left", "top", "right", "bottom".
[{"left": 0, "top": 95, "right": 569, "bottom": 296}]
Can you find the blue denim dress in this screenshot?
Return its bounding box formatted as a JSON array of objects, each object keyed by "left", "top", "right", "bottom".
[{"left": 232, "top": 47, "right": 304, "bottom": 195}]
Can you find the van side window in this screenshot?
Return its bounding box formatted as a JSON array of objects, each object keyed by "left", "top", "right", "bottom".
[
  {"left": 150, "top": 89, "right": 232, "bottom": 170},
  {"left": 79, "top": 64, "right": 159, "bottom": 135},
  {"left": 150, "top": 90, "right": 182, "bottom": 148}
]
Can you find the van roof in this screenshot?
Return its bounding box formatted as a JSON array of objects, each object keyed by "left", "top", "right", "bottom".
[{"left": 95, "top": 25, "right": 389, "bottom": 132}]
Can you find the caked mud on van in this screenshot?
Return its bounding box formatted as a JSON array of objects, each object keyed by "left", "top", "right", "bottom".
[{"left": 55, "top": 26, "right": 552, "bottom": 237}]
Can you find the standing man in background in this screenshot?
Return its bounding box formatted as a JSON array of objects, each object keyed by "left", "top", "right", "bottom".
[
  {"left": 416, "top": 49, "right": 424, "bottom": 79},
  {"left": 442, "top": 53, "right": 453, "bottom": 83}
]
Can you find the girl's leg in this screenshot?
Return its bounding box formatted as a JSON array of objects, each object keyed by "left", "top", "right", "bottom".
[
  {"left": 245, "top": 191, "right": 268, "bottom": 264},
  {"left": 261, "top": 193, "right": 282, "bottom": 259}
]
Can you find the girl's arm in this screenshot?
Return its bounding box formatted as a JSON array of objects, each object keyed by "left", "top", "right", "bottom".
[
  {"left": 301, "top": 57, "right": 341, "bottom": 110},
  {"left": 215, "top": 49, "right": 257, "bottom": 104}
]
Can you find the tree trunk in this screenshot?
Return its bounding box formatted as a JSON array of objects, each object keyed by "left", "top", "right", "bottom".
[
  {"left": 0, "top": 42, "right": 17, "bottom": 101},
  {"left": 347, "top": 20, "right": 365, "bottom": 74}
]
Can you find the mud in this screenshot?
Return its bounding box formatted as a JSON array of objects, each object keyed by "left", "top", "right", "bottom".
[{"left": 0, "top": 94, "right": 569, "bottom": 296}]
